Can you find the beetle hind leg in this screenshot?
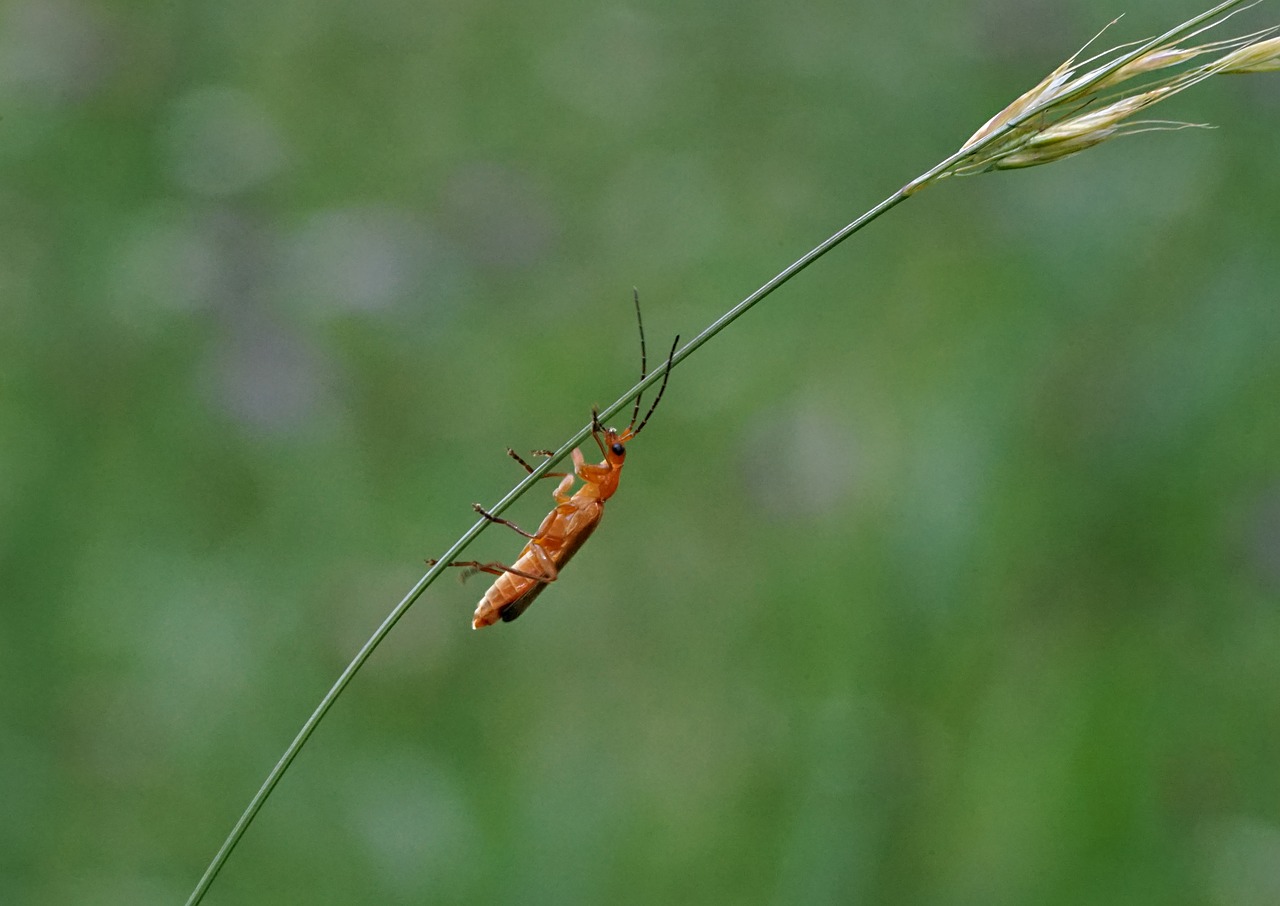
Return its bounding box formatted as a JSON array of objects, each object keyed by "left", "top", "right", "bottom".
[{"left": 424, "top": 558, "right": 548, "bottom": 583}]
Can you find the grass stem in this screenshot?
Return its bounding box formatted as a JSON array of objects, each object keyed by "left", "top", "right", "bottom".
[{"left": 185, "top": 2, "right": 1274, "bottom": 901}]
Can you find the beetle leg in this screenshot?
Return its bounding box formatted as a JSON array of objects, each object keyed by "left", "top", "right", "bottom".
[
  {"left": 425, "top": 537, "right": 559, "bottom": 585},
  {"left": 507, "top": 448, "right": 566, "bottom": 478},
  {"left": 424, "top": 558, "right": 549, "bottom": 583},
  {"left": 572, "top": 446, "right": 611, "bottom": 484},
  {"left": 590, "top": 407, "right": 609, "bottom": 458},
  {"left": 512, "top": 541, "right": 559, "bottom": 584},
  {"left": 471, "top": 503, "right": 535, "bottom": 538},
  {"left": 551, "top": 472, "right": 576, "bottom": 505},
  {"left": 507, "top": 448, "right": 577, "bottom": 502}
]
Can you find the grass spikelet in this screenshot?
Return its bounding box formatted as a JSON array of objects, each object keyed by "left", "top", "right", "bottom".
[
  {"left": 1216, "top": 33, "right": 1280, "bottom": 70},
  {"left": 928, "top": 0, "right": 1280, "bottom": 183}
]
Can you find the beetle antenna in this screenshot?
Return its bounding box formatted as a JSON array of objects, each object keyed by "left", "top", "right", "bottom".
[
  {"left": 632, "top": 333, "right": 679, "bottom": 436},
  {"left": 630, "top": 288, "right": 647, "bottom": 430}
]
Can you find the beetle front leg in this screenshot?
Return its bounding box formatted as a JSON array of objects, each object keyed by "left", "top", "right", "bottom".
[{"left": 551, "top": 471, "right": 576, "bottom": 505}]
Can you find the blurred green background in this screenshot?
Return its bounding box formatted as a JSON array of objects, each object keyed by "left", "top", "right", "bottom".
[{"left": 4, "top": 0, "right": 1280, "bottom": 902}]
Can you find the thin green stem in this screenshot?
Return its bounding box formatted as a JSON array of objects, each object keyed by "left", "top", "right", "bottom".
[
  {"left": 185, "top": 2, "right": 1266, "bottom": 902},
  {"left": 182, "top": 181, "right": 916, "bottom": 906}
]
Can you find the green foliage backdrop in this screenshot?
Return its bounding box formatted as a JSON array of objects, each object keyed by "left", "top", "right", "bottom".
[{"left": 3, "top": 0, "right": 1279, "bottom": 902}]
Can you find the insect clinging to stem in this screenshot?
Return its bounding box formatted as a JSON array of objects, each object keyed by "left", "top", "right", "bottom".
[{"left": 427, "top": 291, "right": 679, "bottom": 629}]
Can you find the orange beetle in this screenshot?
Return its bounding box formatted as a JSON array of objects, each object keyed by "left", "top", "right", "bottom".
[{"left": 428, "top": 294, "right": 677, "bottom": 629}]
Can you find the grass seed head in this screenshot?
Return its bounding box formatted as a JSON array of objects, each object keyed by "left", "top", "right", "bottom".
[{"left": 1216, "top": 35, "right": 1280, "bottom": 71}]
